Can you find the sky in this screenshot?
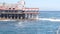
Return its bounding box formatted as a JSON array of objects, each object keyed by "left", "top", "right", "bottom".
[{"left": 0, "top": 0, "right": 60, "bottom": 11}]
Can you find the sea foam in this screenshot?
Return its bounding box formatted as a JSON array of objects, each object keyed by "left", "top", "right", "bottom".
[{"left": 36, "top": 18, "right": 60, "bottom": 22}]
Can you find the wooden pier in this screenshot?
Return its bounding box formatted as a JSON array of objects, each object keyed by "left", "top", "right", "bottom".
[{"left": 0, "top": 9, "right": 39, "bottom": 20}]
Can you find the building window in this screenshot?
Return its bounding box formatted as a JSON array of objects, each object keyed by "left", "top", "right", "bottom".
[
  {"left": 9, "top": 8, "right": 11, "bottom": 9},
  {"left": 13, "top": 8, "right": 15, "bottom": 10}
]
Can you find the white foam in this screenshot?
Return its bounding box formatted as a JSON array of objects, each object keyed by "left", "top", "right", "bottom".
[
  {"left": 0, "top": 19, "right": 16, "bottom": 21},
  {"left": 36, "top": 18, "right": 60, "bottom": 22},
  {"left": 15, "top": 21, "right": 25, "bottom": 28}
]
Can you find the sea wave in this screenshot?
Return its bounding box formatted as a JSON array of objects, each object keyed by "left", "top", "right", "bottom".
[
  {"left": 36, "top": 18, "right": 60, "bottom": 22},
  {"left": 0, "top": 18, "right": 60, "bottom": 22},
  {"left": 0, "top": 19, "right": 16, "bottom": 21}
]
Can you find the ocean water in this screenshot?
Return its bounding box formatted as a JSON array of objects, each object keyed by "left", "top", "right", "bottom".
[{"left": 0, "top": 11, "right": 60, "bottom": 34}]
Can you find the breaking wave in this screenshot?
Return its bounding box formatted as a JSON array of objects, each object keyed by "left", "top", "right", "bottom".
[
  {"left": 36, "top": 17, "right": 60, "bottom": 22},
  {"left": 15, "top": 21, "right": 28, "bottom": 28},
  {"left": 0, "top": 19, "right": 16, "bottom": 21}
]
